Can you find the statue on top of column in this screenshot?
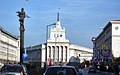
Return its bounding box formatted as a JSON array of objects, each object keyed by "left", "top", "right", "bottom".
[{"left": 16, "top": 8, "right": 26, "bottom": 25}]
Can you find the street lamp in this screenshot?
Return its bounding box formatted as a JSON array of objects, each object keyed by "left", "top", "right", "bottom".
[
  {"left": 92, "top": 37, "right": 96, "bottom": 59},
  {"left": 46, "top": 23, "right": 56, "bottom": 65},
  {"left": 46, "top": 23, "right": 56, "bottom": 43}
]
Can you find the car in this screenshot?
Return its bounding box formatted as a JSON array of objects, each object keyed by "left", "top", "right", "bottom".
[
  {"left": 43, "top": 66, "right": 82, "bottom": 75},
  {"left": 69, "top": 66, "right": 82, "bottom": 75},
  {"left": 88, "top": 66, "right": 96, "bottom": 73},
  {"left": 0, "top": 64, "right": 28, "bottom": 75},
  {"left": 118, "top": 64, "right": 120, "bottom": 75}
]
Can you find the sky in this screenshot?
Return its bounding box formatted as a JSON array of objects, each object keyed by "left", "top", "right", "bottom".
[{"left": 0, "top": 0, "right": 120, "bottom": 48}]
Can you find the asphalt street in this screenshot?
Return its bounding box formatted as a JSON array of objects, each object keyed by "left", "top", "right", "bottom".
[{"left": 79, "top": 68, "right": 114, "bottom": 75}]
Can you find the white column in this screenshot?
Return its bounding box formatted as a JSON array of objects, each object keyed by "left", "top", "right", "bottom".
[
  {"left": 50, "top": 46, "right": 53, "bottom": 59},
  {"left": 59, "top": 46, "right": 61, "bottom": 62},
  {"left": 56, "top": 46, "right": 59, "bottom": 62},
  {"left": 67, "top": 46, "right": 69, "bottom": 62},
  {"left": 65, "top": 46, "right": 67, "bottom": 62},
  {"left": 47, "top": 46, "right": 49, "bottom": 61},
  {"left": 63, "top": 46, "right": 65, "bottom": 62}
]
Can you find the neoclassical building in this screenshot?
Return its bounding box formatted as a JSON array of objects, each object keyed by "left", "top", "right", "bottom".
[
  {"left": 92, "top": 20, "right": 120, "bottom": 60},
  {"left": 26, "top": 13, "right": 93, "bottom": 67},
  {"left": 0, "top": 26, "right": 20, "bottom": 64}
]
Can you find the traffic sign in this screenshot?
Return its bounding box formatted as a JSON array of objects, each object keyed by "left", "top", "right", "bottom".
[{"left": 22, "top": 53, "right": 28, "bottom": 61}]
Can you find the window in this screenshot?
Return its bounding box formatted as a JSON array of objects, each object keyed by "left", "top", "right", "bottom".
[
  {"left": 57, "top": 34, "right": 59, "bottom": 37},
  {"left": 60, "top": 34, "right": 62, "bottom": 37}
]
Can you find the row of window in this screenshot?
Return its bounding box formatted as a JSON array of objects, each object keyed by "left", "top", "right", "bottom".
[
  {"left": 48, "top": 46, "right": 67, "bottom": 62},
  {"left": 1, "top": 30, "right": 18, "bottom": 42},
  {"left": 0, "top": 46, "right": 16, "bottom": 54},
  {"left": 0, "top": 51, "right": 17, "bottom": 60},
  {"left": 54, "top": 34, "right": 63, "bottom": 37}
]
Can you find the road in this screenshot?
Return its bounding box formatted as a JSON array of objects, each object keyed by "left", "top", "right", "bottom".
[{"left": 79, "top": 68, "right": 114, "bottom": 75}]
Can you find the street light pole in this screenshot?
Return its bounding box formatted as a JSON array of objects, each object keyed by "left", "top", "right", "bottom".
[
  {"left": 46, "top": 23, "right": 56, "bottom": 65},
  {"left": 92, "top": 37, "right": 96, "bottom": 59}
]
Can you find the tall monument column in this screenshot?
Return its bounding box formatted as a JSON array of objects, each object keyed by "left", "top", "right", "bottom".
[{"left": 16, "top": 8, "right": 26, "bottom": 64}]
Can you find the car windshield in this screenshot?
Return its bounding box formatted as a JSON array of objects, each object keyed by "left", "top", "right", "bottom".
[
  {"left": 1, "top": 64, "right": 22, "bottom": 72},
  {"left": 45, "top": 67, "right": 77, "bottom": 75}
]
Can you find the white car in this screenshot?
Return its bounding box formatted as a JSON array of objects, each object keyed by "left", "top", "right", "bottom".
[
  {"left": 43, "top": 66, "right": 82, "bottom": 75},
  {"left": 0, "top": 64, "right": 28, "bottom": 75}
]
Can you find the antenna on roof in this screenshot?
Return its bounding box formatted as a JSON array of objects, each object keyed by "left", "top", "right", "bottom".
[
  {"left": 57, "top": 8, "right": 60, "bottom": 21},
  {"left": 57, "top": 13, "right": 59, "bottom": 21}
]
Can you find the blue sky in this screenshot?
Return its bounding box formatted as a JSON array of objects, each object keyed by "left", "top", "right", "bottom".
[{"left": 0, "top": 0, "right": 120, "bottom": 48}]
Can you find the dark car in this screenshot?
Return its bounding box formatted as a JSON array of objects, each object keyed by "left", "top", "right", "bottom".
[
  {"left": 88, "top": 66, "right": 96, "bottom": 73},
  {"left": 71, "top": 66, "right": 82, "bottom": 75},
  {"left": 43, "top": 66, "right": 82, "bottom": 75},
  {"left": 113, "top": 63, "right": 120, "bottom": 75},
  {"left": 117, "top": 64, "right": 120, "bottom": 75},
  {"left": 0, "top": 64, "right": 28, "bottom": 75}
]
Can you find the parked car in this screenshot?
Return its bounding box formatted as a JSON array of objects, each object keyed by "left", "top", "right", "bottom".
[
  {"left": 118, "top": 64, "right": 120, "bottom": 75},
  {"left": 0, "top": 64, "right": 28, "bottom": 75},
  {"left": 43, "top": 66, "right": 82, "bottom": 75},
  {"left": 88, "top": 66, "right": 96, "bottom": 73}
]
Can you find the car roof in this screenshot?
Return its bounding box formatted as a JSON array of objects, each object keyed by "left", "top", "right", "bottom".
[
  {"left": 47, "top": 66, "right": 76, "bottom": 68},
  {"left": 3, "top": 64, "right": 23, "bottom": 67},
  {"left": 45, "top": 66, "right": 79, "bottom": 75}
]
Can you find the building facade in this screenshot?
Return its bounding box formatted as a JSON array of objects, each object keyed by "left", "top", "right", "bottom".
[
  {"left": 69, "top": 44, "right": 93, "bottom": 62},
  {"left": 92, "top": 20, "right": 120, "bottom": 60},
  {"left": 26, "top": 13, "right": 93, "bottom": 67},
  {"left": 0, "top": 26, "right": 20, "bottom": 64}
]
